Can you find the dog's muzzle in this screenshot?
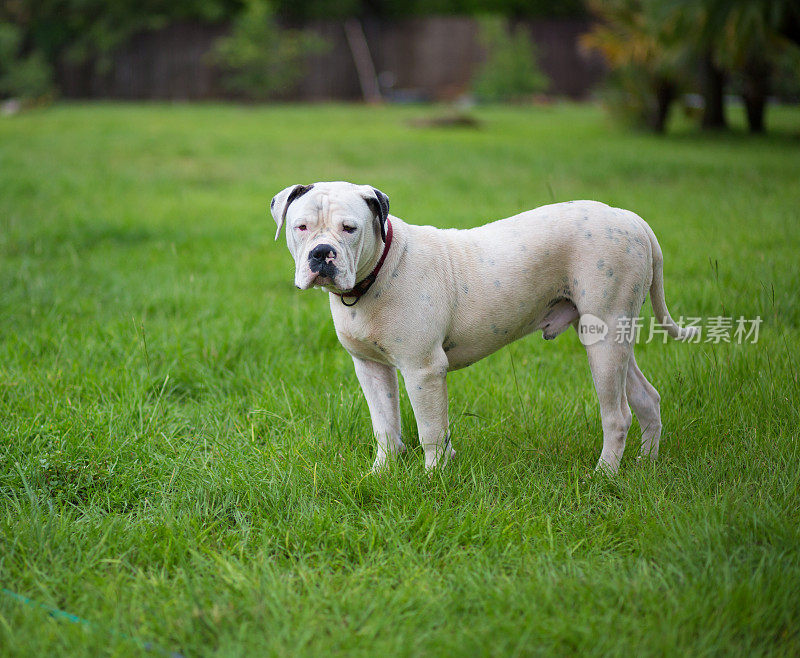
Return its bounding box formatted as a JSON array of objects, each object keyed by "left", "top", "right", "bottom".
[{"left": 308, "top": 243, "right": 338, "bottom": 279}]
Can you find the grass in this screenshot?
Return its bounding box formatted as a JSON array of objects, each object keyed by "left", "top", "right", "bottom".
[{"left": 1, "top": 101, "right": 799, "bottom": 656}]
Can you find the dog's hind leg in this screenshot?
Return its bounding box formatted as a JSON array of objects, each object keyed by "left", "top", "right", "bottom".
[
  {"left": 585, "top": 333, "right": 633, "bottom": 474},
  {"left": 626, "top": 352, "right": 662, "bottom": 460}
]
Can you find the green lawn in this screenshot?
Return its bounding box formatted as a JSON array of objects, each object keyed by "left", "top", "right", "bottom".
[{"left": 1, "top": 102, "right": 799, "bottom": 656}]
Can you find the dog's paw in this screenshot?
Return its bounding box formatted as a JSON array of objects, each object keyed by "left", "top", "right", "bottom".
[
  {"left": 371, "top": 442, "right": 406, "bottom": 473},
  {"left": 424, "top": 447, "right": 456, "bottom": 472}
]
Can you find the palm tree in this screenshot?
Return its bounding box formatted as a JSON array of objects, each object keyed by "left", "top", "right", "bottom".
[
  {"left": 714, "top": 0, "right": 799, "bottom": 132},
  {"left": 664, "top": 0, "right": 800, "bottom": 132},
  {"left": 582, "top": 0, "right": 688, "bottom": 133}
]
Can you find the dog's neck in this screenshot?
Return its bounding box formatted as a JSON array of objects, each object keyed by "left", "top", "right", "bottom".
[
  {"left": 332, "top": 219, "right": 395, "bottom": 305},
  {"left": 354, "top": 221, "right": 391, "bottom": 283}
]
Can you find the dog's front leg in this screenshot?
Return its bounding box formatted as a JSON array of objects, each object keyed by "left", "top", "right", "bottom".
[
  {"left": 352, "top": 357, "right": 405, "bottom": 471},
  {"left": 401, "top": 354, "right": 453, "bottom": 470}
]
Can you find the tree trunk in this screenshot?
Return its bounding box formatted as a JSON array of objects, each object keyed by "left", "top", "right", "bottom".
[
  {"left": 649, "top": 80, "right": 675, "bottom": 134},
  {"left": 741, "top": 56, "right": 771, "bottom": 134},
  {"left": 344, "top": 19, "right": 382, "bottom": 104},
  {"left": 700, "top": 53, "right": 727, "bottom": 130},
  {"left": 743, "top": 93, "right": 766, "bottom": 133}
]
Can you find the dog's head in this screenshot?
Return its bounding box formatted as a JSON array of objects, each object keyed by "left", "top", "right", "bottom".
[{"left": 271, "top": 181, "right": 389, "bottom": 292}]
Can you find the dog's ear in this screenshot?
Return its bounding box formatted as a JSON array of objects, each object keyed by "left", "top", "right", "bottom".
[
  {"left": 363, "top": 187, "right": 390, "bottom": 242},
  {"left": 270, "top": 184, "right": 314, "bottom": 240}
]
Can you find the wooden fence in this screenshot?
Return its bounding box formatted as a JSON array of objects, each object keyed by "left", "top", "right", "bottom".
[{"left": 56, "top": 17, "right": 604, "bottom": 101}]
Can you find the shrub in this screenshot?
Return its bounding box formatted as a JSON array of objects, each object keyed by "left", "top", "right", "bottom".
[
  {"left": 0, "top": 23, "right": 53, "bottom": 101},
  {"left": 211, "top": 0, "right": 327, "bottom": 100},
  {"left": 472, "top": 17, "right": 549, "bottom": 102}
]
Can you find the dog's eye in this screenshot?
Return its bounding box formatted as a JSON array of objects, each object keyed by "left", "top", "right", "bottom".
[
  {"left": 296, "top": 225, "right": 307, "bottom": 231},
  {"left": 342, "top": 225, "right": 357, "bottom": 234}
]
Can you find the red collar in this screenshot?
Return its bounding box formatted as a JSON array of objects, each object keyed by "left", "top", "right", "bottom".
[{"left": 333, "top": 219, "right": 393, "bottom": 306}]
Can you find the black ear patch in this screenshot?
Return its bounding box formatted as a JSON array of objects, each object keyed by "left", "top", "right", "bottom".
[
  {"left": 371, "top": 187, "right": 389, "bottom": 222},
  {"left": 365, "top": 187, "right": 390, "bottom": 242},
  {"left": 286, "top": 184, "right": 314, "bottom": 209}
]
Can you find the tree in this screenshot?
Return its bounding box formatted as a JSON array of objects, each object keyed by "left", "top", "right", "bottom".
[
  {"left": 0, "top": 22, "right": 54, "bottom": 101},
  {"left": 710, "top": 0, "right": 800, "bottom": 132},
  {"left": 587, "top": 0, "right": 800, "bottom": 133},
  {"left": 662, "top": 0, "right": 800, "bottom": 132},
  {"left": 582, "top": 0, "right": 688, "bottom": 133},
  {"left": 1, "top": 1, "right": 243, "bottom": 74}
]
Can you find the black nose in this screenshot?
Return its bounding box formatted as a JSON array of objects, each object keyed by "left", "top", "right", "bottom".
[{"left": 309, "top": 244, "right": 336, "bottom": 263}]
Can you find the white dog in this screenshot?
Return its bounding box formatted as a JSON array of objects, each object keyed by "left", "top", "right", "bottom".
[{"left": 271, "top": 181, "right": 696, "bottom": 473}]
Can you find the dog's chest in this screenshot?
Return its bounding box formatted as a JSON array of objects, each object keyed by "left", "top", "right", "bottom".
[{"left": 331, "top": 301, "right": 395, "bottom": 365}]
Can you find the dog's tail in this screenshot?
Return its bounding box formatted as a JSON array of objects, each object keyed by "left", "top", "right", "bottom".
[{"left": 642, "top": 219, "right": 699, "bottom": 341}]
